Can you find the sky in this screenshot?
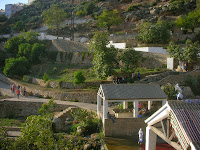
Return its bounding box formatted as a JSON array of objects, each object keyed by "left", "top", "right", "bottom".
[{"left": 0, "top": 0, "right": 28, "bottom": 10}]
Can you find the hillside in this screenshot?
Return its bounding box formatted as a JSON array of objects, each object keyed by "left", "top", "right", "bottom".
[{"left": 0, "top": 0, "right": 197, "bottom": 38}]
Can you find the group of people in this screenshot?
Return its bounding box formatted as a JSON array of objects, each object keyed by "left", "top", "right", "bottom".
[
  {"left": 113, "top": 71, "right": 141, "bottom": 84},
  {"left": 11, "top": 83, "right": 26, "bottom": 99}
]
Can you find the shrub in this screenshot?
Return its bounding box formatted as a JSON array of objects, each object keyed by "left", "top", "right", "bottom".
[
  {"left": 126, "top": 4, "right": 140, "bottom": 12},
  {"left": 161, "top": 83, "right": 177, "bottom": 100},
  {"left": 76, "top": 10, "right": 86, "bottom": 17},
  {"left": 73, "top": 70, "right": 86, "bottom": 85},
  {"left": 43, "top": 73, "right": 49, "bottom": 83},
  {"left": 3, "top": 57, "right": 29, "bottom": 77}
]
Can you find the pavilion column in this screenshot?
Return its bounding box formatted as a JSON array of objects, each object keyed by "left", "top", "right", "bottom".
[
  {"left": 123, "top": 101, "right": 128, "bottom": 109},
  {"left": 162, "top": 99, "right": 167, "bottom": 106},
  {"left": 145, "top": 126, "right": 157, "bottom": 150},
  {"left": 133, "top": 101, "right": 138, "bottom": 118},
  {"left": 148, "top": 101, "right": 152, "bottom": 110},
  {"left": 103, "top": 100, "right": 108, "bottom": 122},
  {"left": 97, "top": 95, "right": 101, "bottom": 117}
]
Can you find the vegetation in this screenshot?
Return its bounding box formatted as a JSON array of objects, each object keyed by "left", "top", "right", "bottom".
[
  {"left": 0, "top": 15, "right": 8, "bottom": 22},
  {"left": 43, "top": 73, "right": 49, "bottom": 83},
  {"left": 89, "top": 31, "right": 118, "bottom": 79},
  {"left": 184, "top": 75, "right": 200, "bottom": 95},
  {"left": 73, "top": 70, "right": 86, "bottom": 85},
  {"left": 96, "top": 9, "right": 121, "bottom": 31},
  {"left": 42, "top": 4, "right": 67, "bottom": 36},
  {"left": 161, "top": 83, "right": 177, "bottom": 100},
  {"left": 138, "top": 21, "right": 172, "bottom": 44},
  {"left": 119, "top": 49, "right": 142, "bottom": 72},
  {"left": 167, "top": 39, "right": 200, "bottom": 63}
]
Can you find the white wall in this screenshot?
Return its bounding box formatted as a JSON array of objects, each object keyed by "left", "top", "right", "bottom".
[
  {"left": 134, "top": 47, "right": 168, "bottom": 55},
  {"left": 106, "top": 41, "right": 126, "bottom": 49}
]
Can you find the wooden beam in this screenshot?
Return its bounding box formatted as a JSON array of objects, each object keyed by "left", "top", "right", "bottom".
[
  {"left": 161, "top": 120, "right": 166, "bottom": 136},
  {"left": 149, "top": 126, "right": 183, "bottom": 150},
  {"left": 169, "top": 131, "right": 175, "bottom": 141}
]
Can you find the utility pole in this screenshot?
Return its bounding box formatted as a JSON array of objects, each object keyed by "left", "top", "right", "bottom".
[{"left": 71, "top": 0, "right": 74, "bottom": 41}]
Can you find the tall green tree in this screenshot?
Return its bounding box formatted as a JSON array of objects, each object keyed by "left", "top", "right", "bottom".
[
  {"left": 138, "top": 21, "right": 171, "bottom": 44},
  {"left": 175, "top": 10, "right": 200, "bottom": 32},
  {"left": 167, "top": 40, "right": 200, "bottom": 64},
  {"left": 119, "top": 49, "right": 142, "bottom": 72},
  {"left": 42, "top": 4, "right": 67, "bottom": 36},
  {"left": 0, "top": 14, "right": 8, "bottom": 22},
  {"left": 96, "top": 9, "right": 121, "bottom": 31},
  {"left": 3, "top": 57, "right": 29, "bottom": 77},
  {"left": 89, "top": 31, "right": 118, "bottom": 79},
  {"left": 31, "top": 43, "right": 46, "bottom": 64},
  {"left": 17, "top": 43, "right": 32, "bottom": 59},
  {"left": 183, "top": 39, "right": 200, "bottom": 63}
]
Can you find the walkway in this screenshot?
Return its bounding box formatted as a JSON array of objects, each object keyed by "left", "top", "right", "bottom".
[{"left": 0, "top": 81, "right": 113, "bottom": 115}]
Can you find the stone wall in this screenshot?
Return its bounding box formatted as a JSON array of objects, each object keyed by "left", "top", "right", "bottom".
[
  {"left": 24, "top": 76, "right": 111, "bottom": 89},
  {"left": 0, "top": 100, "right": 68, "bottom": 118},
  {"left": 0, "top": 73, "right": 97, "bottom": 103},
  {"left": 104, "top": 118, "right": 147, "bottom": 136}
]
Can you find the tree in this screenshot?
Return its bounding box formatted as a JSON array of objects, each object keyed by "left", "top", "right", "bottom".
[
  {"left": 0, "top": 14, "right": 8, "bottom": 22},
  {"left": 3, "top": 57, "right": 29, "bottom": 77},
  {"left": 161, "top": 83, "right": 177, "bottom": 100},
  {"left": 119, "top": 49, "right": 142, "bottom": 72},
  {"left": 89, "top": 31, "right": 118, "bottom": 79},
  {"left": 183, "top": 39, "right": 200, "bottom": 63},
  {"left": 4, "top": 36, "right": 24, "bottom": 56},
  {"left": 42, "top": 4, "right": 67, "bottom": 36},
  {"left": 73, "top": 70, "right": 86, "bottom": 85},
  {"left": 175, "top": 10, "right": 200, "bottom": 32},
  {"left": 138, "top": 21, "right": 171, "bottom": 44},
  {"left": 31, "top": 43, "right": 46, "bottom": 64},
  {"left": 167, "top": 40, "right": 200, "bottom": 64},
  {"left": 17, "top": 43, "right": 32, "bottom": 60},
  {"left": 96, "top": 9, "right": 121, "bottom": 31},
  {"left": 0, "top": 50, "right": 7, "bottom": 68},
  {"left": 167, "top": 41, "right": 183, "bottom": 62},
  {"left": 10, "top": 21, "right": 26, "bottom": 33}
]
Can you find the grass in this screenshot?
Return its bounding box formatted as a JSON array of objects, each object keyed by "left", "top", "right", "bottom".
[{"left": 0, "top": 118, "right": 25, "bottom": 127}]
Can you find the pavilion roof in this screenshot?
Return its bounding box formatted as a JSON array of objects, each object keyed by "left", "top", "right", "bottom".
[
  {"left": 169, "top": 101, "right": 200, "bottom": 150},
  {"left": 98, "top": 84, "right": 167, "bottom": 100}
]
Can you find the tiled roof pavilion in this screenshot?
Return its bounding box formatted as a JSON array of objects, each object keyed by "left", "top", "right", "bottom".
[
  {"left": 145, "top": 100, "right": 200, "bottom": 150},
  {"left": 97, "top": 84, "right": 168, "bottom": 122}
]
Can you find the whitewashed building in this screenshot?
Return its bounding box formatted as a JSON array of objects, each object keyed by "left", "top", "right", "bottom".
[
  {"left": 0, "top": 9, "right": 5, "bottom": 15},
  {"left": 5, "top": 3, "right": 24, "bottom": 18}
]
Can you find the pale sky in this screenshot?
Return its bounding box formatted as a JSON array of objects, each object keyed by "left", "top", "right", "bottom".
[{"left": 0, "top": 0, "right": 28, "bottom": 10}]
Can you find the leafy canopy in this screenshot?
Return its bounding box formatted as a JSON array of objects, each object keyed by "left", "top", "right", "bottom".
[
  {"left": 89, "top": 31, "right": 118, "bottom": 79},
  {"left": 138, "top": 21, "right": 172, "bottom": 44},
  {"left": 167, "top": 40, "right": 200, "bottom": 63},
  {"left": 73, "top": 70, "right": 86, "bottom": 85},
  {"left": 96, "top": 9, "right": 121, "bottom": 31},
  {"left": 42, "top": 4, "right": 67, "bottom": 35},
  {"left": 119, "top": 49, "right": 142, "bottom": 72}
]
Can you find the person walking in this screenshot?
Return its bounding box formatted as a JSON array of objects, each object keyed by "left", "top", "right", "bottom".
[
  {"left": 23, "top": 87, "right": 26, "bottom": 97},
  {"left": 16, "top": 89, "right": 20, "bottom": 99},
  {"left": 137, "top": 71, "right": 140, "bottom": 79},
  {"left": 138, "top": 128, "right": 143, "bottom": 145}
]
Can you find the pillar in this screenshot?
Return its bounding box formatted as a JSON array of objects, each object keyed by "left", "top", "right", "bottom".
[
  {"left": 162, "top": 99, "right": 167, "bottom": 106},
  {"left": 123, "top": 101, "right": 128, "bottom": 109},
  {"left": 145, "top": 126, "right": 157, "bottom": 150},
  {"left": 148, "top": 101, "right": 152, "bottom": 110},
  {"left": 103, "top": 100, "right": 108, "bottom": 123},
  {"left": 97, "top": 95, "right": 101, "bottom": 117},
  {"left": 133, "top": 101, "right": 138, "bottom": 118}
]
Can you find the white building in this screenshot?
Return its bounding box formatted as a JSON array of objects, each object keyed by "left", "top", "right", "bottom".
[
  {"left": 0, "top": 9, "right": 5, "bottom": 15},
  {"left": 5, "top": 3, "right": 24, "bottom": 18},
  {"left": 28, "top": 0, "right": 35, "bottom": 5}
]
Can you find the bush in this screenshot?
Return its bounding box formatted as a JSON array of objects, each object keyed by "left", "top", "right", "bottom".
[
  {"left": 73, "top": 70, "right": 86, "bottom": 85},
  {"left": 161, "top": 83, "right": 177, "bottom": 100},
  {"left": 126, "top": 4, "right": 140, "bottom": 12},
  {"left": 3, "top": 57, "right": 29, "bottom": 77},
  {"left": 43, "top": 73, "right": 49, "bottom": 83},
  {"left": 0, "top": 50, "right": 7, "bottom": 68}
]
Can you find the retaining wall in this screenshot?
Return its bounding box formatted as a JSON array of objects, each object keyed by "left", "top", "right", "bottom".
[{"left": 104, "top": 118, "right": 147, "bottom": 136}]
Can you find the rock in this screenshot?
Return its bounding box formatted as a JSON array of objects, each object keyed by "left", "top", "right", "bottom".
[
  {"left": 91, "top": 133, "right": 99, "bottom": 141},
  {"left": 77, "top": 126, "right": 83, "bottom": 134},
  {"left": 80, "top": 37, "right": 89, "bottom": 43},
  {"left": 84, "top": 143, "right": 92, "bottom": 150}
]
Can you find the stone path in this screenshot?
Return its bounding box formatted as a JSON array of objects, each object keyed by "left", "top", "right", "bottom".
[{"left": 0, "top": 81, "right": 113, "bottom": 115}]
